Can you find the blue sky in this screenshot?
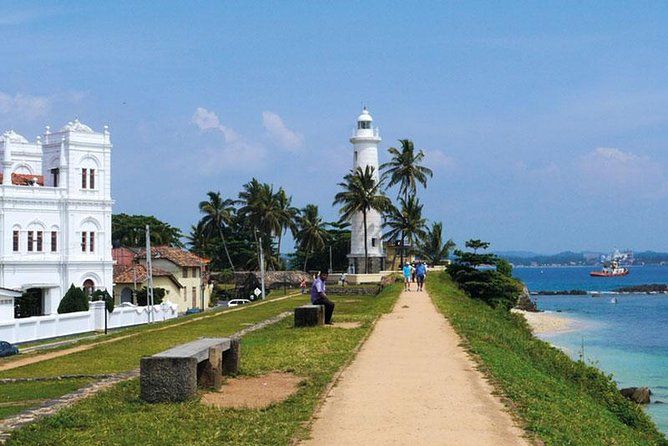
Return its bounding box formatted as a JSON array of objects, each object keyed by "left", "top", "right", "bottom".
[{"left": 2, "top": 1, "right": 668, "bottom": 253}]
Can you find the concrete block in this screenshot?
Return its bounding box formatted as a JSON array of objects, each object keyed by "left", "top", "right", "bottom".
[
  {"left": 222, "top": 338, "right": 240, "bottom": 375},
  {"left": 197, "top": 345, "right": 223, "bottom": 389},
  {"left": 294, "top": 305, "right": 324, "bottom": 327},
  {"left": 140, "top": 356, "right": 198, "bottom": 403}
]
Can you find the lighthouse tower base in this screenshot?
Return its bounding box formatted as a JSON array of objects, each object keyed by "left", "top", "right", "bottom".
[{"left": 348, "top": 255, "right": 386, "bottom": 274}]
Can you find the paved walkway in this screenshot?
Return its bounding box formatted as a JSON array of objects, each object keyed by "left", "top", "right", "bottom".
[{"left": 302, "top": 289, "right": 530, "bottom": 446}]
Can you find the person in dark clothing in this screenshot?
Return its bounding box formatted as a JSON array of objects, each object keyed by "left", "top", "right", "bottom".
[{"left": 310, "top": 272, "right": 335, "bottom": 324}]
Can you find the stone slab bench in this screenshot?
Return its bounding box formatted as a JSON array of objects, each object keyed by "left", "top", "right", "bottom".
[
  {"left": 140, "top": 337, "right": 240, "bottom": 403},
  {"left": 294, "top": 304, "right": 324, "bottom": 327}
]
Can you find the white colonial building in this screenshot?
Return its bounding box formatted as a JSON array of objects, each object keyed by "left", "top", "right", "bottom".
[
  {"left": 0, "top": 119, "right": 113, "bottom": 319},
  {"left": 348, "top": 107, "right": 386, "bottom": 273}
]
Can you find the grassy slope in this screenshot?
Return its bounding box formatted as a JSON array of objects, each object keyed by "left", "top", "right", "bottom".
[
  {"left": 429, "top": 273, "right": 667, "bottom": 446},
  {"left": 6, "top": 286, "right": 401, "bottom": 445},
  {"left": 0, "top": 293, "right": 303, "bottom": 424}
]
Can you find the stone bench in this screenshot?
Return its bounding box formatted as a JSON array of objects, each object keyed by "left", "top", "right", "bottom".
[
  {"left": 140, "top": 337, "right": 240, "bottom": 403},
  {"left": 294, "top": 304, "right": 324, "bottom": 327}
]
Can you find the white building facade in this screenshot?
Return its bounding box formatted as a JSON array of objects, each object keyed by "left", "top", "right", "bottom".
[
  {"left": 348, "top": 107, "right": 386, "bottom": 273},
  {"left": 0, "top": 120, "right": 113, "bottom": 319}
]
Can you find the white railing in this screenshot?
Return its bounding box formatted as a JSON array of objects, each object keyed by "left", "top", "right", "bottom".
[{"left": 0, "top": 300, "right": 178, "bottom": 344}]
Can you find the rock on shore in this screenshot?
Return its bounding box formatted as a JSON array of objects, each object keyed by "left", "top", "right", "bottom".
[{"left": 620, "top": 387, "right": 652, "bottom": 404}]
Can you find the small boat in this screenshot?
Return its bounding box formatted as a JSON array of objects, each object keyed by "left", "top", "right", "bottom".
[
  {"left": 590, "top": 260, "right": 629, "bottom": 277},
  {"left": 610, "top": 297, "right": 618, "bottom": 304}
]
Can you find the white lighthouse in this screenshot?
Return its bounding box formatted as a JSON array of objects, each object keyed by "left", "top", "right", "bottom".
[{"left": 348, "top": 107, "right": 385, "bottom": 273}]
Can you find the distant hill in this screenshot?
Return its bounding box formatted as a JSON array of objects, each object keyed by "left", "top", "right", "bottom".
[
  {"left": 494, "top": 251, "right": 542, "bottom": 259},
  {"left": 496, "top": 250, "right": 668, "bottom": 266}
]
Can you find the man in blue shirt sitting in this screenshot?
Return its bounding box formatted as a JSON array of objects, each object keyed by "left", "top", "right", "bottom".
[{"left": 311, "top": 272, "right": 335, "bottom": 324}]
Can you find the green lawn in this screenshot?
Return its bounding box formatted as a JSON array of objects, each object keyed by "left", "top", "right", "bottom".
[
  {"left": 428, "top": 273, "right": 667, "bottom": 446},
  {"left": 0, "top": 378, "right": 94, "bottom": 420},
  {"left": 4, "top": 286, "right": 400, "bottom": 445}
]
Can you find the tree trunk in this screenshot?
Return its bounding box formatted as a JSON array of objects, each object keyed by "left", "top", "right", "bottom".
[
  {"left": 253, "top": 230, "right": 262, "bottom": 272},
  {"left": 400, "top": 230, "right": 405, "bottom": 268},
  {"left": 363, "top": 210, "right": 368, "bottom": 274},
  {"left": 218, "top": 227, "right": 235, "bottom": 272},
  {"left": 277, "top": 231, "right": 282, "bottom": 269},
  {"left": 303, "top": 252, "right": 309, "bottom": 272}
]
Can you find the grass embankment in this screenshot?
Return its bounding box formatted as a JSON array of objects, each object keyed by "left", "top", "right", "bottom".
[
  {"left": 6, "top": 285, "right": 401, "bottom": 445},
  {"left": 429, "top": 273, "right": 667, "bottom": 446},
  {"left": 0, "top": 293, "right": 301, "bottom": 424}
]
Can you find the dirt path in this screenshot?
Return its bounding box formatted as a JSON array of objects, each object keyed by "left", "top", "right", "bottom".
[
  {"left": 0, "top": 292, "right": 299, "bottom": 373},
  {"left": 301, "top": 289, "right": 530, "bottom": 446}
]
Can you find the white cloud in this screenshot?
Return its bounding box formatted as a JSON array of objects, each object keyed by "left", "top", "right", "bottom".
[
  {"left": 262, "top": 111, "right": 304, "bottom": 150},
  {"left": 577, "top": 147, "right": 668, "bottom": 199},
  {"left": 191, "top": 107, "right": 241, "bottom": 143},
  {"left": 191, "top": 107, "right": 266, "bottom": 173},
  {"left": 0, "top": 91, "right": 50, "bottom": 119},
  {"left": 425, "top": 149, "right": 456, "bottom": 170}
]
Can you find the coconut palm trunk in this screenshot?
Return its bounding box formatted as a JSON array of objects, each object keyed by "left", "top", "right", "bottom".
[{"left": 218, "top": 226, "right": 235, "bottom": 272}]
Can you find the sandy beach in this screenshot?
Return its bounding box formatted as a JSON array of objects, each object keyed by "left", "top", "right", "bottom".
[{"left": 511, "top": 309, "right": 580, "bottom": 335}]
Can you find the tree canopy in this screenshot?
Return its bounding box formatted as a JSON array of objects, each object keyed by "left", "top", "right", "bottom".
[{"left": 112, "top": 214, "right": 183, "bottom": 248}]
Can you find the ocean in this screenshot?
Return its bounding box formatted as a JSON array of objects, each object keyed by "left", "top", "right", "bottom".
[{"left": 513, "top": 265, "right": 668, "bottom": 435}]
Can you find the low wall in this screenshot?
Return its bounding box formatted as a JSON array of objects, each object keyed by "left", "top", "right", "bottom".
[
  {"left": 345, "top": 272, "right": 394, "bottom": 285},
  {"left": 0, "top": 301, "right": 178, "bottom": 344}
]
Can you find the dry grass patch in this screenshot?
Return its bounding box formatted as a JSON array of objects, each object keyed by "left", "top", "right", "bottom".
[
  {"left": 201, "top": 372, "right": 304, "bottom": 409},
  {"left": 325, "top": 322, "right": 362, "bottom": 329}
]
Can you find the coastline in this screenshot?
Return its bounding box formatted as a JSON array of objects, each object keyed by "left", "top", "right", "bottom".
[{"left": 511, "top": 309, "right": 582, "bottom": 335}]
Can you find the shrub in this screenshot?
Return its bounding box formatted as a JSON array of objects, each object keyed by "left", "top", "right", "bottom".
[
  {"left": 91, "top": 289, "right": 114, "bottom": 313},
  {"left": 449, "top": 240, "right": 522, "bottom": 310},
  {"left": 135, "top": 287, "right": 165, "bottom": 306},
  {"left": 496, "top": 258, "right": 513, "bottom": 278},
  {"left": 57, "top": 284, "right": 89, "bottom": 314}
]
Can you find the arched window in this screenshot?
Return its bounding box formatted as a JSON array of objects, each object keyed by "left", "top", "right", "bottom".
[
  {"left": 83, "top": 279, "right": 95, "bottom": 297},
  {"left": 12, "top": 163, "right": 33, "bottom": 175},
  {"left": 121, "top": 287, "right": 134, "bottom": 304},
  {"left": 26, "top": 221, "right": 46, "bottom": 252},
  {"left": 80, "top": 218, "right": 101, "bottom": 253},
  {"left": 79, "top": 155, "right": 100, "bottom": 190}
]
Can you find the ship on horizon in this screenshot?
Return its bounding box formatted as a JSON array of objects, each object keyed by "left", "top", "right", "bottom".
[{"left": 590, "top": 260, "right": 630, "bottom": 277}]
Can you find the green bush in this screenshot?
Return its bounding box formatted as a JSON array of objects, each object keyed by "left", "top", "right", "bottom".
[
  {"left": 135, "top": 287, "right": 165, "bottom": 306},
  {"left": 496, "top": 258, "right": 513, "bottom": 277},
  {"left": 449, "top": 266, "right": 522, "bottom": 309},
  {"left": 91, "top": 289, "right": 114, "bottom": 313},
  {"left": 57, "top": 284, "right": 89, "bottom": 314}
]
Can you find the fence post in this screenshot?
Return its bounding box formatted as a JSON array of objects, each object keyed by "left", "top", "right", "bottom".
[{"left": 90, "top": 300, "right": 106, "bottom": 331}]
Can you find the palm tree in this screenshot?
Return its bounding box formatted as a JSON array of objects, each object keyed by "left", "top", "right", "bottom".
[
  {"left": 199, "top": 191, "right": 236, "bottom": 271},
  {"left": 333, "top": 166, "right": 392, "bottom": 273},
  {"left": 380, "top": 139, "right": 433, "bottom": 266},
  {"left": 416, "top": 222, "right": 456, "bottom": 266},
  {"left": 238, "top": 179, "right": 284, "bottom": 271},
  {"left": 295, "top": 204, "right": 329, "bottom": 271},
  {"left": 383, "top": 196, "right": 427, "bottom": 267},
  {"left": 274, "top": 187, "right": 299, "bottom": 264},
  {"left": 186, "top": 221, "right": 208, "bottom": 256}
]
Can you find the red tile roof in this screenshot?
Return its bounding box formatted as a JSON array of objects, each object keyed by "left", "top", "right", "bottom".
[
  {"left": 0, "top": 173, "right": 45, "bottom": 186},
  {"left": 135, "top": 246, "right": 209, "bottom": 267},
  {"left": 112, "top": 247, "right": 137, "bottom": 266},
  {"left": 113, "top": 264, "right": 183, "bottom": 289}
]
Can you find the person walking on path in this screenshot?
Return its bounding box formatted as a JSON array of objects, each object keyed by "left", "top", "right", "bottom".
[
  {"left": 415, "top": 261, "right": 427, "bottom": 291},
  {"left": 402, "top": 263, "right": 413, "bottom": 291},
  {"left": 300, "top": 278, "right": 307, "bottom": 294},
  {"left": 311, "top": 272, "right": 335, "bottom": 324},
  {"left": 301, "top": 287, "right": 529, "bottom": 446}
]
